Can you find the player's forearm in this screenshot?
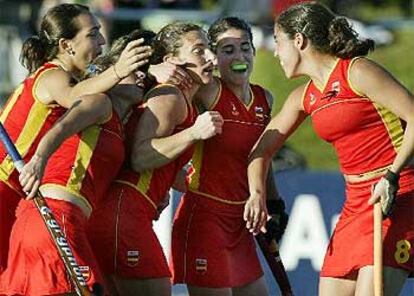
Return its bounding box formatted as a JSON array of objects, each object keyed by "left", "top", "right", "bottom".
[
  {"left": 247, "top": 156, "right": 270, "bottom": 200},
  {"left": 69, "top": 66, "right": 120, "bottom": 101},
  {"left": 131, "top": 128, "right": 196, "bottom": 172},
  {"left": 265, "top": 163, "right": 281, "bottom": 201}
]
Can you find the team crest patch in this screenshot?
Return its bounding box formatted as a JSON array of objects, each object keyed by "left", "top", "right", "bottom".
[
  {"left": 195, "top": 258, "right": 207, "bottom": 274},
  {"left": 126, "top": 250, "right": 140, "bottom": 267},
  {"left": 231, "top": 102, "right": 239, "bottom": 116},
  {"left": 254, "top": 106, "right": 265, "bottom": 121},
  {"left": 79, "top": 266, "right": 91, "bottom": 281},
  {"left": 322, "top": 81, "right": 340, "bottom": 100},
  {"left": 331, "top": 81, "right": 340, "bottom": 93},
  {"left": 309, "top": 93, "right": 316, "bottom": 105}
]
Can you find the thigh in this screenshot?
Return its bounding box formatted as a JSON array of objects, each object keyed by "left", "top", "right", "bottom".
[
  {"left": 188, "top": 285, "right": 231, "bottom": 296},
  {"left": 232, "top": 276, "right": 268, "bottom": 296},
  {"left": 318, "top": 277, "right": 356, "bottom": 296},
  {"left": 113, "top": 276, "right": 171, "bottom": 296},
  {"left": 355, "top": 265, "right": 409, "bottom": 296}
]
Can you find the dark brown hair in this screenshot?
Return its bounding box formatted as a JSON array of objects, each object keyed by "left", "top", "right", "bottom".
[
  {"left": 20, "top": 3, "right": 91, "bottom": 73},
  {"left": 276, "top": 2, "right": 374, "bottom": 58},
  {"left": 151, "top": 22, "right": 204, "bottom": 64},
  {"left": 208, "top": 16, "right": 254, "bottom": 53},
  {"left": 93, "top": 29, "right": 155, "bottom": 73}
]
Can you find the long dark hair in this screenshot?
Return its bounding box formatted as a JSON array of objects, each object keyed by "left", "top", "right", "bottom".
[
  {"left": 208, "top": 16, "right": 254, "bottom": 53},
  {"left": 151, "top": 22, "right": 204, "bottom": 64},
  {"left": 276, "top": 2, "right": 374, "bottom": 59},
  {"left": 94, "top": 29, "right": 155, "bottom": 73},
  {"left": 20, "top": 3, "right": 91, "bottom": 73}
]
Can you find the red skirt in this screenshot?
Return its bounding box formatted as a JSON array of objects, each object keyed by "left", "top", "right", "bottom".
[
  {"left": 88, "top": 182, "right": 171, "bottom": 279},
  {"left": 171, "top": 192, "right": 263, "bottom": 288},
  {"left": 321, "top": 170, "right": 414, "bottom": 277}
]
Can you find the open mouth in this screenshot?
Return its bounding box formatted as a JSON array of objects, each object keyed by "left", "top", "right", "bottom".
[
  {"left": 231, "top": 62, "right": 248, "bottom": 73},
  {"left": 93, "top": 48, "right": 103, "bottom": 60},
  {"left": 202, "top": 62, "right": 214, "bottom": 74}
]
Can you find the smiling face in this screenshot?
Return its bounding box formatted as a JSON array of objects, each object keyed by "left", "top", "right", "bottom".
[
  {"left": 215, "top": 28, "right": 254, "bottom": 85},
  {"left": 68, "top": 13, "right": 106, "bottom": 73},
  {"left": 273, "top": 25, "right": 301, "bottom": 79},
  {"left": 174, "top": 30, "right": 215, "bottom": 85}
]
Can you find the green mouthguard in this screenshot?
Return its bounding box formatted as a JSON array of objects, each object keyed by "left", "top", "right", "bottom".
[{"left": 231, "top": 63, "right": 248, "bottom": 71}]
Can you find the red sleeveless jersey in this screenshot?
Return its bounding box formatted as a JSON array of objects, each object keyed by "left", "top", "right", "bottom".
[
  {"left": 303, "top": 58, "right": 404, "bottom": 175},
  {"left": 0, "top": 63, "right": 66, "bottom": 190},
  {"left": 187, "top": 78, "right": 271, "bottom": 204},
  {"left": 115, "top": 85, "right": 196, "bottom": 210},
  {"left": 40, "top": 109, "right": 125, "bottom": 212}
]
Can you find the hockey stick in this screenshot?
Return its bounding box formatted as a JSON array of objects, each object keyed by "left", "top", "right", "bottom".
[
  {"left": 373, "top": 202, "right": 383, "bottom": 296},
  {"left": 256, "top": 233, "right": 293, "bottom": 296},
  {"left": 0, "top": 122, "right": 95, "bottom": 296}
]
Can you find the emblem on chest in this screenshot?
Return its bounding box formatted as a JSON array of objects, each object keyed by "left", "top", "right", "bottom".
[
  {"left": 254, "top": 106, "right": 265, "bottom": 121},
  {"left": 230, "top": 102, "right": 240, "bottom": 116}
]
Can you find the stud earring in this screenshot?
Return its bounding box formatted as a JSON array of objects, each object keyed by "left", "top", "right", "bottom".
[{"left": 67, "top": 49, "right": 75, "bottom": 56}]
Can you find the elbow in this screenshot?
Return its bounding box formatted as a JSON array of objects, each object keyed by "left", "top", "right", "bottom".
[
  {"left": 131, "top": 158, "right": 143, "bottom": 172},
  {"left": 130, "top": 154, "right": 151, "bottom": 172},
  {"left": 130, "top": 144, "right": 145, "bottom": 172}
]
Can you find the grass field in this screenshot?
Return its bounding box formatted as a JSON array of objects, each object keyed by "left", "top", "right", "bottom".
[{"left": 250, "top": 29, "right": 414, "bottom": 170}]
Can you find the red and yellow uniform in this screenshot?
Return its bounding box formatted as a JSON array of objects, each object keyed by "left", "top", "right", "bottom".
[
  {"left": 0, "top": 63, "right": 66, "bottom": 272},
  {"left": 301, "top": 57, "right": 414, "bottom": 277},
  {"left": 171, "top": 78, "right": 271, "bottom": 287},
  {"left": 88, "top": 85, "right": 196, "bottom": 279},
  {"left": 0, "top": 110, "right": 125, "bottom": 295}
]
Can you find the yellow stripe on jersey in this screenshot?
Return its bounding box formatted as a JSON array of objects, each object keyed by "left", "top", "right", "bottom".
[
  {"left": 188, "top": 141, "right": 204, "bottom": 190},
  {"left": 373, "top": 103, "right": 404, "bottom": 152},
  {"left": 67, "top": 126, "right": 101, "bottom": 192},
  {"left": 136, "top": 170, "right": 154, "bottom": 194},
  {"left": 245, "top": 87, "right": 255, "bottom": 110},
  {"left": 0, "top": 84, "right": 24, "bottom": 120},
  {"left": 188, "top": 189, "right": 247, "bottom": 205},
  {"left": 0, "top": 84, "right": 25, "bottom": 182},
  {"left": 0, "top": 100, "right": 51, "bottom": 179},
  {"left": 17, "top": 101, "right": 51, "bottom": 157},
  {"left": 114, "top": 180, "right": 157, "bottom": 209}
]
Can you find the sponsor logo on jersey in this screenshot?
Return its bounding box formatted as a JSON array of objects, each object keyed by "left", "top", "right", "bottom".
[
  {"left": 127, "top": 250, "right": 140, "bottom": 267},
  {"left": 79, "top": 265, "right": 91, "bottom": 281},
  {"left": 322, "top": 81, "right": 340, "bottom": 101},
  {"left": 231, "top": 102, "right": 239, "bottom": 116},
  {"left": 254, "top": 106, "right": 265, "bottom": 121},
  {"left": 195, "top": 258, "right": 207, "bottom": 274},
  {"left": 331, "top": 81, "right": 340, "bottom": 93},
  {"left": 310, "top": 93, "right": 316, "bottom": 105}
]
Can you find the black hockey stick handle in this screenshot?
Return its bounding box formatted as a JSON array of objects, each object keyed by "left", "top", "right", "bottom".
[{"left": 256, "top": 233, "right": 293, "bottom": 296}]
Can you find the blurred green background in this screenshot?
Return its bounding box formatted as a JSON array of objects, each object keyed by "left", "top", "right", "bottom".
[{"left": 251, "top": 1, "right": 414, "bottom": 170}]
